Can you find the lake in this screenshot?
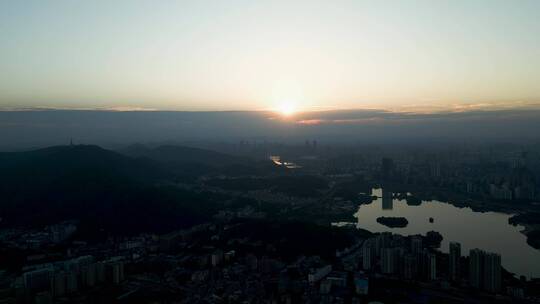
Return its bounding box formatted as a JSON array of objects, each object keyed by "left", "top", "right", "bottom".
[{"left": 343, "top": 188, "right": 540, "bottom": 279}]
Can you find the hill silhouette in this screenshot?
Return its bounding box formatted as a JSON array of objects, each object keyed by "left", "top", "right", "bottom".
[
  {"left": 121, "top": 144, "right": 244, "bottom": 166},
  {"left": 0, "top": 145, "right": 223, "bottom": 237},
  {"left": 120, "top": 144, "right": 276, "bottom": 177},
  {"left": 0, "top": 144, "right": 169, "bottom": 184}
]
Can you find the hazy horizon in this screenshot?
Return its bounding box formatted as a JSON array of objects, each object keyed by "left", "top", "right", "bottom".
[{"left": 2, "top": 108, "right": 539, "bottom": 150}]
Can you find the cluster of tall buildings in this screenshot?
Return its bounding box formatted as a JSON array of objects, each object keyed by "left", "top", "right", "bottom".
[
  {"left": 361, "top": 233, "right": 437, "bottom": 281},
  {"left": 376, "top": 152, "right": 539, "bottom": 202},
  {"left": 359, "top": 234, "right": 503, "bottom": 294},
  {"left": 469, "top": 248, "right": 502, "bottom": 293},
  {"left": 447, "top": 242, "right": 502, "bottom": 293},
  {"left": 20, "top": 255, "right": 125, "bottom": 301}
]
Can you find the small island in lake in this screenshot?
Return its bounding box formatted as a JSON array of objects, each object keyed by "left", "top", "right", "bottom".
[
  {"left": 406, "top": 196, "right": 422, "bottom": 206},
  {"left": 376, "top": 216, "right": 408, "bottom": 228}
]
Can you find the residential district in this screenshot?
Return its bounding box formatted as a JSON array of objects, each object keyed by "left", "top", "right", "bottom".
[{"left": 0, "top": 220, "right": 538, "bottom": 304}]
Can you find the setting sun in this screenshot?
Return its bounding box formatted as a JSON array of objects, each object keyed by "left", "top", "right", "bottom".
[{"left": 277, "top": 101, "right": 297, "bottom": 116}]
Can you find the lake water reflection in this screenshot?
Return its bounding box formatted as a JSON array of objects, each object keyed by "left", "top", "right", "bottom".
[
  {"left": 269, "top": 155, "right": 301, "bottom": 169},
  {"left": 350, "top": 188, "right": 540, "bottom": 278}
]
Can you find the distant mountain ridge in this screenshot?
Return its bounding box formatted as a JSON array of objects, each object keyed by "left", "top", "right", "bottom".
[
  {"left": 119, "top": 144, "right": 246, "bottom": 166},
  {"left": 118, "top": 144, "right": 273, "bottom": 177}
]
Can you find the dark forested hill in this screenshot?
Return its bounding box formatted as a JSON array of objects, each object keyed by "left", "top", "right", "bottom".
[
  {"left": 0, "top": 145, "right": 170, "bottom": 184},
  {"left": 0, "top": 145, "right": 223, "bottom": 236}
]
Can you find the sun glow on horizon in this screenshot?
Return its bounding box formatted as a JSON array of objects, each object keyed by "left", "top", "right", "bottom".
[{"left": 276, "top": 101, "right": 298, "bottom": 116}]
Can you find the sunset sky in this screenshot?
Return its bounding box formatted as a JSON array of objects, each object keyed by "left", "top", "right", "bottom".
[{"left": 1, "top": 0, "right": 540, "bottom": 112}]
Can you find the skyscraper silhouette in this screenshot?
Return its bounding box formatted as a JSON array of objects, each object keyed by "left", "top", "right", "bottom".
[{"left": 449, "top": 242, "right": 461, "bottom": 281}]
